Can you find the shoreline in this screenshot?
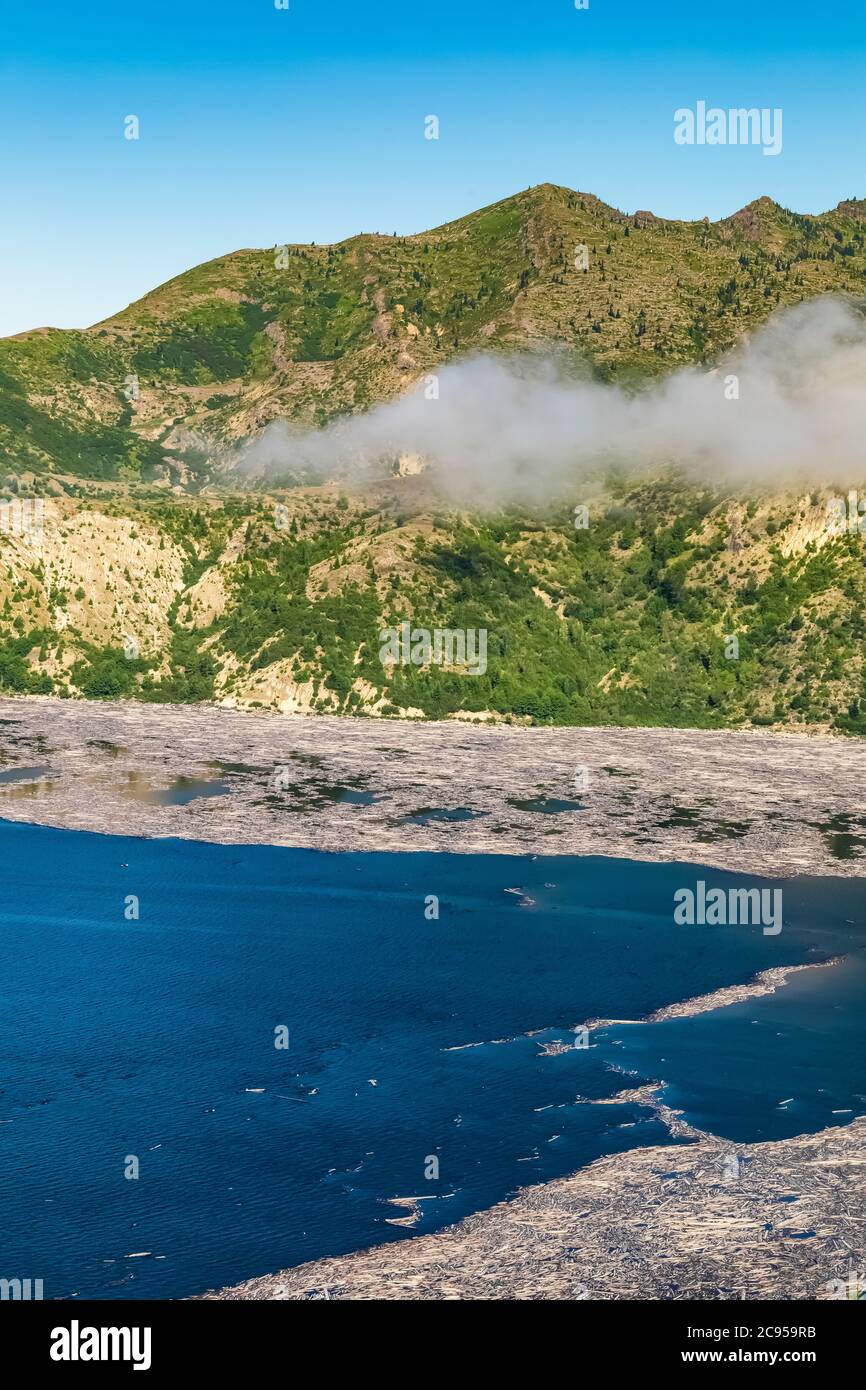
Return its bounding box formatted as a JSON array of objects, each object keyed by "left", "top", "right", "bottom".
[
  {"left": 197, "top": 953, "right": 863, "bottom": 1300},
  {"left": 199, "top": 1108, "right": 866, "bottom": 1301},
  {"left": 2, "top": 696, "right": 866, "bottom": 877},
  {"left": 441, "top": 957, "right": 849, "bottom": 1056},
  {"left": 645, "top": 955, "right": 848, "bottom": 1021}
]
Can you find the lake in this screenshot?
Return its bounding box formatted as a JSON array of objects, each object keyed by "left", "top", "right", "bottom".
[{"left": 1, "top": 818, "right": 864, "bottom": 1300}]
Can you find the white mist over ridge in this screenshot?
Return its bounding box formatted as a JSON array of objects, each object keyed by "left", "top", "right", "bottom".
[{"left": 239, "top": 297, "right": 866, "bottom": 503}]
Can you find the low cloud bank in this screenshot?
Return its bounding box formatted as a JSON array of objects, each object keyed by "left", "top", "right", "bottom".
[{"left": 238, "top": 297, "right": 866, "bottom": 502}]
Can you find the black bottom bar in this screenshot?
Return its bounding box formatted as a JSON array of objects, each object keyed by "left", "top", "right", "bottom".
[{"left": 2, "top": 1296, "right": 857, "bottom": 1376}]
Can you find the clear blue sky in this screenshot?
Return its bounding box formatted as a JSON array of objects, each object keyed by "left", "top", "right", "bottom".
[{"left": 1, "top": 0, "right": 863, "bottom": 337}]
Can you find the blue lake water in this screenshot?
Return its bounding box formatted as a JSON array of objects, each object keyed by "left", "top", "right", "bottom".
[{"left": 0, "top": 818, "right": 864, "bottom": 1300}]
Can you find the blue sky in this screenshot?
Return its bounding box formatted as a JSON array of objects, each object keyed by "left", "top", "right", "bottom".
[{"left": 1, "top": 0, "right": 864, "bottom": 337}]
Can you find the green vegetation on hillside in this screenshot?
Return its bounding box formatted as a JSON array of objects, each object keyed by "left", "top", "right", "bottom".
[
  {"left": 2, "top": 185, "right": 866, "bottom": 733},
  {"left": 3, "top": 183, "right": 866, "bottom": 480},
  {"left": 2, "top": 478, "right": 866, "bottom": 733}
]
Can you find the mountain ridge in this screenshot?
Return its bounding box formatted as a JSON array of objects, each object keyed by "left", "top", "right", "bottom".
[
  {"left": 8, "top": 183, "right": 866, "bottom": 342},
  {"left": 3, "top": 182, "right": 866, "bottom": 489}
]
